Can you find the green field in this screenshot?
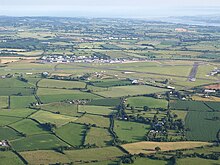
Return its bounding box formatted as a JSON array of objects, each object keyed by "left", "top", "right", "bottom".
[
  {"left": 204, "top": 101, "right": 220, "bottom": 111},
  {"left": 177, "top": 158, "right": 220, "bottom": 165},
  {"left": 85, "top": 127, "right": 112, "bottom": 147},
  {"left": 170, "top": 100, "right": 212, "bottom": 111},
  {"left": 64, "top": 147, "right": 125, "bottom": 163},
  {"left": 0, "top": 108, "right": 35, "bottom": 118},
  {"left": 122, "top": 158, "right": 168, "bottom": 165},
  {"left": 20, "top": 150, "right": 70, "bottom": 165},
  {"left": 10, "top": 119, "right": 48, "bottom": 135},
  {"left": 0, "top": 127, "right": 22, "bottom": 140},
  {"left": 91, "top": 79, "right": 132, "bottom": 88},
  {"left": 171, "top": 110, "right": 188, "bottom": 120},
  {"left": 0, "top": 151, "right": 24, "bottom": 165},
  {"left": 0, "top": 87, "right": 34, "bottom": 96},
  {"left": 185, "top": 111, "right": 220, "bottom": 141},
  {"left": 11, "top": 134, "right": 69, "bottom": 151},
  {"left": 81, "top": 160, "right": 119, "bottom": 165},
  {"left": 0, "top": 96, "right": 8, "bottom": 109},
  {"left": 38, "top": 79, "right": 86, "bottom": 89},
  {"left": 75, "top": 114, "right": 110, "bottom": 128},
  {"left": 182, "top": 145, "right": 220, "bottom": 155},
  {"left": 126, "top": 109, "right": 167, "bottom": 119},
  {"left": 1, "top": 17, "right": 220, "bottom": 165},
  {"left": 40, "top": 102, "right": 81, "bottom": 117},
  {"left": 0, "top": 78, "right": 33, "bottom": 88},
  {"left": 56, "top": 123, "right": 86, "bottom": 146},
  {"left": 0, "top": 116, "right": 21, "bottom": 126},
  {"left": 95, "top": 85, "right": 168, "bottom": 98},
  {"left": 87, "top": 98, "right": 121, "bottom": 106},
  {"left": 30, "top": 110, "right": 78, "bottom": 127},
  {"left": 114, "top": 120, "right": 150, "bottom": 143},
  {"left": 78, "top": 105, "right": 116, "bottom": 115},
  {"left": 38, "top": 88, "right": 101, "bottom": 103},
  {"left": 19, "top": 150, "right": 71, "bottom": 164},
  {"left": 126, "top": 96, "right": 168, "bottom": 109},
  {"left": 10, "top": 96, "right": 36, "bottom": 108}
]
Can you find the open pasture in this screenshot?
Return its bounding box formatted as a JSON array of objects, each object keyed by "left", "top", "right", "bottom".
[
  {"left": 38, "top": 79, "right": 86, "bottom": 89},
  {"left": 75, "top": 114, "right": 110, "bottom": 128},
  {"left": 0, "top": 151, "right": 24, "bottom": 165},
  {"left": 169, "top": 100, "right": 212, "bottom": 111},
  {"left": 20, "top": 150, "right": 70, "bottom": 165},
  {"left": 171, "top": 110, "right": 188, "bottom": 120},
  {"left": 91, "top": 79, "right": 132, "bottom": 88},
  {"left": 0, "top": 108, "right": 35, "bottom": 118},
  {"left": 177, "top": 158, "right": 220, "bottom": 165},
  {"left": 85, "top": 127, "right": 112, "bottom": 147},
  {"left": 10, "top": 96, "right": 36, "bottom": 108},
  {"left": 56, "top": 123, "right": 86, "bottom": 146},
  {"left": 126, "top": 96, "right": 168, "bottom": 109},
  {"left": 0, "top": 78, "right": 33, "bottom": 88},
  {"left": 122, "top": 158, "right": 168, "bottom": 165},
  {"left": 78, "top": 105, "right": 116, "bottom": 115},
  {"left": 30, "top": 110, "right": 78, "bottom": 127},
  {"left": 37, "top": 88, "right": 101, "bottom": 103},
  {"left": 95, "top": 85, "right": 168, "bottom": 98},
  {"left": 10, "top": 119, "right": 48, "bottom": 135},
  {"left": 87, "top": 98, "right": 121, "bottom": 107},
  {"left": 11, "top": 134, "right": 69, "bottom": 151},
  {"left": 185, "top": 111, "right": 220, "bottom": 141},
  {"left": 0, "top": 127, "right": 22, "bottom": 140},
  {"left": 126, "top": 109, "right": 167, "bottom": 119},
  {"left": 6, "top": 61, "right": 56, "bottom": 70},
  {"left": 182, "top": 145, "right": 220, "bottom": 155},
  {"left": 0, "top": 87, "right": 34, "bottom": 96},
  {"left": 40, "top": 102, "right": 80, "bottom": 117},
  {"left": 0, "top": 96, "right": 8, "bottom": 109},
  {"left": 204, "top": 101, "right": 220, "bottom": 111},
  {"left": 114, "top": 120, "right": 150, "bottom": 143},
  {"left": 64, "top": 147, "right": 125, "bottom": 163},
  {"left": 0, "top": 116, "right": 21, "bottom": 126}
]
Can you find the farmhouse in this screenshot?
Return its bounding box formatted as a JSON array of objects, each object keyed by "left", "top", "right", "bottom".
[
  {"left": 132, "top": 80, "right": 139, "bottom": 84},
  {"left": 167, "top": 86, "right": 175, "bottom": 90},
  {"left": 204, "top": 89, "right": 216, "bottom": 93},
  {"left": 175, "top": 28, "right": 188, "bottom": 32},
  {"left": 0, "top": 140, "right": 9, "bottom": 147},
  {"left": 26, "top": 73, "right": 33, "bottom": 75},
  {"left": 210, "top": 69, "right": 220, "bottom": 76}
]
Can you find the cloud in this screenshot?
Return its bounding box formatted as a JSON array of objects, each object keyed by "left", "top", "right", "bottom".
[
  {"left": 0, "top": 0, "right": 220, "bottom": 17},
  {"left": 1, "top": 0, "right": 220, "bottom": 7}
]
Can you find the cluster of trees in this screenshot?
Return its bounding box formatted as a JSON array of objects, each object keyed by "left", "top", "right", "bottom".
[
  {"left": 108, "top": 115, "right": 119, "bottom": 146},
  {"left": 121, "top": 146, "right": 219, "bottom": 165},
  {"left": 0, "top": 38, "right": 43, "bottom": 50},
  {"left": 92, "top": 52, "right": 110, "bottom": 60},
  {"left": 17, "top": 75, "right": 28, "bottom": 83},
  {"left": 166, "top": 91, "right": 185, "bottom": 101},
  {"left": 159, "top": 111, "right": 185, "bottom": 131},
  {"left": 41, "top": 122, "right": 57, "bottom": 132},
  {"left": 0, "top": 52, "right": 19, "bottom": 57},
  {"left": 146, "top": 111, "right": 185, "bottom": 142},
  {"left": 50, "top": 75, "right": 80, "bottom": 81}
]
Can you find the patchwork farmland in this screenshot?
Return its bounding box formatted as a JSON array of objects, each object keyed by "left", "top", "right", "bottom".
[{"left": 0, "top": 16, "right": 220, "bottom": 165}]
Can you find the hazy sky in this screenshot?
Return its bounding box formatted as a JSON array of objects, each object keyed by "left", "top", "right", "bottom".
[{"left": 1, "top": 0, "right": 220, "bottom": 17}]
